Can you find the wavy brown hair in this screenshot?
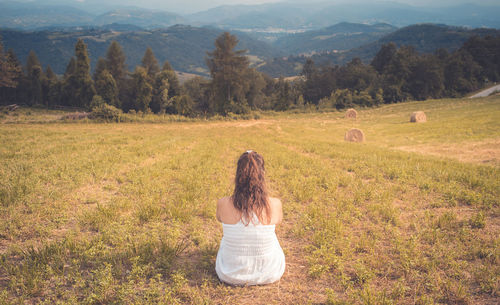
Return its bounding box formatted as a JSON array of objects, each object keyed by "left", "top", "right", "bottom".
[{"left": 231, "top": 151, "right": 270, "bottom": 225}]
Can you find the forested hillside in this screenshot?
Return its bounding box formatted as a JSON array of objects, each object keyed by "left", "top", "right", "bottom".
[
  {"left": 272, "top": 23, "right": 396, "bottom": 55},
  {"left": 0, "top": 25, "right": 282, "bottom": 75},
  {"left": 261, "top": 24, "right": 500, "bottom": 77},
  {"left": 1, "top": 31, "right": 499, "bottom": 118}
]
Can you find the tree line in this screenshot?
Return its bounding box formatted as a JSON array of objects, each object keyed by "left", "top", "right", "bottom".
[{"left": 1, "top": 32, "right": 499, "bottom": 117}]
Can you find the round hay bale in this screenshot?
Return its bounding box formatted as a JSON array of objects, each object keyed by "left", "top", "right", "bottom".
[
  {"left": 344, "top": 128, "right": 365, "bottom": 142},
  {"left": 410, "top": 111, "right": 426, "bottom": 123},
  {"left": 345, "top": 108, "right": 357, "bottom": 119}
]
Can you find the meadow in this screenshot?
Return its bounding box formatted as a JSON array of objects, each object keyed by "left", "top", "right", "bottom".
[{"left": 0, "top": 96, "right": 499, "bottom": 304}]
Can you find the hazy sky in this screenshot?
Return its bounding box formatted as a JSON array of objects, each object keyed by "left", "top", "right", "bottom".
[{"left": 26, "top": 0, "right": 500, "bottom": 14}]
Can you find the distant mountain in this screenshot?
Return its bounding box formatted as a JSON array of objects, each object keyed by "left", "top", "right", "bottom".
[
  {"left": 94, "top": 8, "right": 186, "bottom": 28},
  {"left": 0, "top": 1, "right": 94, "bottom": 29},
  {"left": 2, "top": 1, "right": 500, "bottom": 31},
  {"left": 188, "top": 4, "right": 309, "bottom": 30},
  {"left": 188, "top": 2, "right": 500, "bottom": 30},
  {"left": 329, "top": 24, "right": 500, "bottom": 64},
  {"left": 259, "top": 24, "right": 500, "bottom": 77},
  {"left": 0, "top": 2, "right": 185, "bottom": 30},
  {"left": 273, "top": 22, "right": 397, "bottom": 55},
  {"left": 0, "top": 25, "right": 283, "bottom": 76}
]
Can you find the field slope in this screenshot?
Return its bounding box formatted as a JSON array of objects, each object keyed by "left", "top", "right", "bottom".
[{"left": 0, "top": 97, "right": 499, "bottom": 304}]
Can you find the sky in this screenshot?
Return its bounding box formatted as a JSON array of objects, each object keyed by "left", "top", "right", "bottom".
[{"left": 18, "top": 0, "right": 500, "bottom": 14}]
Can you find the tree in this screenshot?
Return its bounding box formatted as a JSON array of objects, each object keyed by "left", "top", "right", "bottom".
[
  {"left": 0, "top": 41, "right": 22, "bottom": 89},
  {"left": 183, "top": 76, "right": 211, "bottom": 114},
  {"left": 443, "top": 50, "right": 482, "bottom": 96},
  {"left": 150, "top": 70, "right": 171, "bottom": 113},
  {"left": 105, "top": 41, "right": 127, "bottom": 84},
  {"left": 0, "top": 47, "right": 23, "bottom": 105},
  {"left": 162, "top": 60, "right": 173, "bottom": 72},
  {"left": 95, "top": 69, "right": 119, "bottom": 108},
  {"left": 62, "top": 39, "right": 95, "bottom": 108},
  {"left": 461, "top": 35, "right": 500, "bottom": 82},
  {"left": 206, "top": 32, "right": 250, "bottom": 114},
  {"left": 170, "top": 95, "right": 194, "bottom": 116},
  {"left": 93, "top": 57, "right": 107, "bottom": 80},
  {"left": 131, "top": 66, "right": 152, "bottom": 112},
  {"left": 26, "top": 50, "right": 42, "bottom": 78},
  {"left": 244, "top": 69, "right": 266, "bottom": 109},
  {"left": 141, "top": 47, "right": 160, "bottom": 80},
  {"left": 407, "top": 54, "right": 444, "bottom": 100},
  {"left": 371, "top": 42, "right": 397, "bottom": 74},
  {"left": 273, "top": 77, "right": 292, "bottom": 111},
  {"left": 64, "top": 57, "right": 76, "bottom": 79},
  {"left": 44, "top": 65, "right": 60, "bottom": 107},
  {"left": 24, "top": 51, "right": 44, "bottom": 106}
]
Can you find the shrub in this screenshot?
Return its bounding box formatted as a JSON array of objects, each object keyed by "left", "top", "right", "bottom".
[{"left": 90, "top": 103, "right": 122, "bottom": 122}]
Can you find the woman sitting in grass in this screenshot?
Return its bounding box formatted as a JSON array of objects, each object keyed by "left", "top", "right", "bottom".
[{"left": 215, "top": 150, "right": 286, "bottom": 285}]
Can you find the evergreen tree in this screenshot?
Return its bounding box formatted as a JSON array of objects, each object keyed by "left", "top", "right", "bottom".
[
  {"left": 206, "top": 32, "right": 250, "bottom": 114},
  {"left": 273, "top": 77, "right": 292, "bottom": 111},
  {"left": 0, "top": 42, "right": 22, "bottom": 89},
  {"left": 150, "top": 70, "right": 170, "bottom": 113},
  {"left": 93, "top": 57, "right": 107, "bottom": 80},
  {"left": 131, "top": 66, "right": 152, "bottom": 112},
  {"left": 45, "top": 66, "right": 57, "bottom": 81},
  {"left": 162, "top": 60, "right": 173, "bottom": 72},
  {"left": 62, "top": 39, "right": 95, "bottom": 108},
  {"left": 26, "top": 50, "right": 42, "bottom": 78},
  {"left": 28, "top": 65, "right": 43, "bottom": 106},
  {"left": 161, "top": 61, "right": 180, "bottom": 98},
  {"left": 245, "top": 68, "right": 265, "bottom": 109},
  {"left": 105, "top": 41, "right": 127, "bottom": 84},
  {"left": 170, "top": 95, "right": 194, "bottom": 116},
  {"left": 183, "top": 76, "right": 211, "bottom": 115},
  {"left": 44, "top": 65, "right": 60, "bottom": 107},
  {"left": 42, "top": 65, "right": 57, "bottom": 107},
  {"left": 64, "top": 57, "right": 76, "bottom": 79},
  {"left": 23, "top": 50, "right": 44, "bottom": 106},
  {"left": 95, "top": 69, "right": 119, "bottom": 108},
  {"left": 141, "top": 47, "right": 160, "bottom": 80}
]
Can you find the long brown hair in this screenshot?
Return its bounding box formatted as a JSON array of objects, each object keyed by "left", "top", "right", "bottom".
[{"left": 231, "top": 150, "right": 270, "bottom": 225}]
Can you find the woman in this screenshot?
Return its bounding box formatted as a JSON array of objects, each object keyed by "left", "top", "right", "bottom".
[{"left": 215, "top": 150, "right": 285, "bottom": 286}]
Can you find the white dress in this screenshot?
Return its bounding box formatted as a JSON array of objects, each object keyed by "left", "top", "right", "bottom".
[{"left": 215, "top": 215, "right": 286, "bottom": 285}]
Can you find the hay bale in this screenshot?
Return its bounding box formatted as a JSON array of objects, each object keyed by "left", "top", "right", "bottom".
[
  {"left": 345, "top": 108, "right": 357, "bottom": 119},
  {"left": 410, "top": 111, "right": 426, "bottom": 123},
  {"left": 344, "top": 128, "right": 365, "bottom": 142}
]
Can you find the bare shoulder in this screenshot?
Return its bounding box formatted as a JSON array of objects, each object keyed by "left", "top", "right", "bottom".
[
  {"left": 268, "top": 197, "right": 282, "bottom": 209},
  {"left": 217, "top": 196, "right": 232, "bottom": 207},
  {"left": 268, "top": 197, "right": 283, "bottom": 224}
]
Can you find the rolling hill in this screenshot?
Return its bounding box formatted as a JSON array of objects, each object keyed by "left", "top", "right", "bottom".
[
  {"left": 0, "top": 1, "right": 94, "bottom": 29},
  {"left": 272, "top": 22, "right": 397, "bottom": 55},
  {"left": 259, "top": 24, "right": 500, "bottom": 77},
  {"left": 93, "top": 8, "right": 185, "bottom": 28},
  {"left": 0, "top": 25, "right": 283, "bottom": 76},
  {"left": 187, "top": 2, "right": 500, "bottom": 30}
]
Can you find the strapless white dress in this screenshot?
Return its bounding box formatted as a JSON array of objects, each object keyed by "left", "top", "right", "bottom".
[{"left": 215, "top": 216, "right": 285, "bottom": 285}]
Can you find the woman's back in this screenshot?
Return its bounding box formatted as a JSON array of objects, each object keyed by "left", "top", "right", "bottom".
[
  {"left": 215, "top": 151, "right": 285, "bottom": 285},
  {"left": 216, "top": 203, "right": 285, "bottom": 285}
]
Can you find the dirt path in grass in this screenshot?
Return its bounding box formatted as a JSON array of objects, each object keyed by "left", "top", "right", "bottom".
[{"left": 469, "top": 84, "right": 500, "bottom": 98}]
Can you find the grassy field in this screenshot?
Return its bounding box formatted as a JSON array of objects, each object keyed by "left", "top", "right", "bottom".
[{"left": 0, "top": 96, "right": 499, "bottom": 304}]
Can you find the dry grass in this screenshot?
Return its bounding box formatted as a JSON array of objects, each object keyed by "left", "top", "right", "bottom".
[{"left": 0, "top": 96, "right": 499, "bottom": 304}]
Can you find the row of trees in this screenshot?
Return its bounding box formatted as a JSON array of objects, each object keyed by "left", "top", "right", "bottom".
[
  {"left": 1, "top": 33, "right": 499, "bottom": 116},
  {"left": 300, "top": 35, "right": 500, "bottom": 109}
]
